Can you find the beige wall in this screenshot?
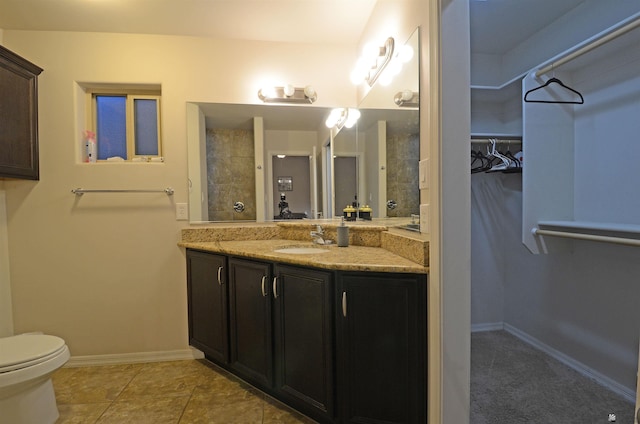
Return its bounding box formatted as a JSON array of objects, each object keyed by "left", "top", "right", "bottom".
[
  {"left": 2, "top": 30, "right": 355, "bottom": 356},
  {"left": 0, "top": 189, "right": 12, "bottom": 338}
]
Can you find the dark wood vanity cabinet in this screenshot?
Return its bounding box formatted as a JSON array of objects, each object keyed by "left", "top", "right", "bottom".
[
  {"left": 227, "top": 257, "right": 335, "bottom": 422},
  {"left": 337, "top": 272, "right": 427, "bottom": 424},
  {"left": 272, "top": 264, "right": 334, "bottom": 421},
  {"left": 186, "top": 250, "right": 229, "bottom": 364},
  {"left": 227, "top": 257, "right": 274, "bottom": 388},
  {"left": 0, "top": 45, "right": 43, "bottom": 180},
  {"left": 185, "top": 249, "right": 427, "bottom": 424}
]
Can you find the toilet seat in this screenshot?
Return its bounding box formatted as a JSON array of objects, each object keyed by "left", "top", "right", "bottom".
[{"left": 0, "top": 335, "right": 67, "bottom": 373}]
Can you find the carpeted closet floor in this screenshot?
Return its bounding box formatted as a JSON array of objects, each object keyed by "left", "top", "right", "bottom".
[{"left": 471, "top": 330, "right": 635, "bottom": 424}]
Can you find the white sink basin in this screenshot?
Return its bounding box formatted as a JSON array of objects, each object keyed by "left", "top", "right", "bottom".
[{"left": 273, "top": 247, "right": 330, "bottom": 254}]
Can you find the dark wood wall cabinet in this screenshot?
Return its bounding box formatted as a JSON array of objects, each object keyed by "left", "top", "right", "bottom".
[
  {"left": 0, "top": 45, "right": 43, "bottom": 180},
  {"left": 186, "top": 248, "right": 427, "bottom": 424}
]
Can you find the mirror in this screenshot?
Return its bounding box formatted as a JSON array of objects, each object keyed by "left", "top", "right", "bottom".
[
  {"left": 186, "top": 102, "right": 333, "bottom": 222},
  {"left": 186, "top": 27, "right": 419, "bottom": 223},
  {"left": 332, "top": 27, "right": 420, "bottom": 220}
]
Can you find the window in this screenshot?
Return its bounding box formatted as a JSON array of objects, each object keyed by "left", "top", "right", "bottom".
[{"left": 88, "top": 89, "right": 161, "bottom": 161}]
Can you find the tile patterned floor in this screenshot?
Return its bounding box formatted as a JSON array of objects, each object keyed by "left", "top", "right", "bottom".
[{"left": 52, "top": 359, "right": 318, "bottom": 424}]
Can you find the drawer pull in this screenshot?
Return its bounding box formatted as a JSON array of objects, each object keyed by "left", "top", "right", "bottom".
[
  {"left": 342, "top": 291, "right": 347, "bottom": 317},
  {"left": 261, "top": 276, "right": 267, "bottom": 297},
  {"left": 272, "top": 277, "right": 279, "bottom": 299},
  {"left": 217, "top": 266, "right": 223, "bottom": 285}
]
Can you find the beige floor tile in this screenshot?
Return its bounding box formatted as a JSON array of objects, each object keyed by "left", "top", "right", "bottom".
[
  {"left": 117, "top": 360, "right": 219, "bottom": 400},
  {"left": 263, "top": 397, "right": 319, "bottom": 424},
  {"left": 53, "top": 364, "right": 144, "bottom": 404},
  {"left": 179, "top": 397, "right": 264, "bottom": 424},
  {"left": 52, "top": 360, "right": 319, "bottom": 424},
  {"left": 190, "top": 373, "right": 264, "bottom": 405},
  {"left": 96, "top": 396, "right": 190, "bottom": 424},
  {"left": 56, "top": 402, "right": 110, "bottom": 424}
]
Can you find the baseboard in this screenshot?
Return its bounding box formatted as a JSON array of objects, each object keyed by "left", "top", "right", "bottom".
[
  {"left": 503, "top": 323, "right": 636, "bottom": 403},
  {"left": 471, "top": 322, "right": 504, "bottom": 332},
  {"left": 64, "top": 348, "right": 205, "bottom": 368}
]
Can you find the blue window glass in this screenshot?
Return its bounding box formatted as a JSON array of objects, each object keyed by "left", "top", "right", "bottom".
[
  {"left": 96, "top": 96, "right": 127, "bottom": 160},
  {"left": 134, "top": 99, "right": 159, "bottom": 156}
]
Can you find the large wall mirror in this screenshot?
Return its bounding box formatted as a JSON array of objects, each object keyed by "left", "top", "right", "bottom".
[{"left": 186, "top": 27, "right": 419, "bottom": 223}]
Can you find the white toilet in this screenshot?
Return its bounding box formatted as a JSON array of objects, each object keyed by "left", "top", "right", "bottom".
[{"left": 0, "top": 334, "right": 70, "bottom": 424}]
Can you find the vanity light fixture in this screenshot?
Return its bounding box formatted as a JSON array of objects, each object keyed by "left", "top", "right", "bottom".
[
  {"left": 350, "top": 37, "right": 395, "bottom": 87},
  {"left": 258, "top": 84, "right": 317, "bottom": 104},
  {"left": 325, "top": 108, "right": 361, "bottom": 130},
  {"left": 394, "top": 89, "right": 419, "bottom": 107},
  {"left": 350, "top": 37, "right": 415, "bottom": 87}
]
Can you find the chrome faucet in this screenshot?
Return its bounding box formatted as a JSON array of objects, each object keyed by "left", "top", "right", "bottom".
[{"left": 310, "top": 225, "right": 326, "bottom": 245}]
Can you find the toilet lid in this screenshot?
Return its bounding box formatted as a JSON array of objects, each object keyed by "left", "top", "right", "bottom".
[{"left": 0, "top": 334, "right": 67, "bottom": 372}]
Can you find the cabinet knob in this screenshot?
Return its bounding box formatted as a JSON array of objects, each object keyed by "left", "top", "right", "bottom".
[
  {"left": 261, "top": 276, "right": 267, "bottom": 297},
  {"left": 342, "top": 291, "right": 347, "bottom": 317},
  {"left": 272, "top": 276, "right": 279, "bottom": 299},
  {"left": 217, "top": 266, "right": 223, "bottom": 285}
]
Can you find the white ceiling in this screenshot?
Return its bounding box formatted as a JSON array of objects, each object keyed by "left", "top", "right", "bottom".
[
  {"left": 1, "top": 0, "right": 585, "bottom": 57},
  {"left": 0, "top": 0, "right": 378, "bottom": 45},
  {"left": 470, "top": 0, "right": 585, "bottom": 55}
]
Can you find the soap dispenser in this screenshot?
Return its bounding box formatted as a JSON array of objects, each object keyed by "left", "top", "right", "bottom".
[{"left": 337, "top": 217, "right": 349, "bottom": 247}]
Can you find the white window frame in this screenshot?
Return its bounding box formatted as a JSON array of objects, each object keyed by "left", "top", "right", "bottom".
[{"left": 87, "top": 88, "right": 162, "bottom": 161}]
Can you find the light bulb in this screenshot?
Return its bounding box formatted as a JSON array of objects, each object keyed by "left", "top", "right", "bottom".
[
  {"left": 325, "top": 108, "right": 342, "bottom": 128},
  {"left": 398, "top": 45, "right": 414, "bottom": 63},
  {"left": 379, "top": 71, "right": 393, "bottom": 86},
  {"left": 344, "top": 108, "right": 361, "bottom": 128},
  {"left": 260, "top": 86, "right": 277, "bottom": 99},
  {"left": 283, "top": 84, "right": 295, "bottom": 97},
  {"left": 387, "top": 59, "right": 402, "bottom": 76},
  {"left": 362, "top": 42, "right": 381, "bottom": 60},
  {"left": 304, "top": 85, "right": 316, "bottom": 98},
  {"left": 401, "top": 89, "right": 414, "bottom": 101}
]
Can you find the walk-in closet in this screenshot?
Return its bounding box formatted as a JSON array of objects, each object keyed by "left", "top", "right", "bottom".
[{"left": 470, "top": 2, "right": 640, "bottom": 422}]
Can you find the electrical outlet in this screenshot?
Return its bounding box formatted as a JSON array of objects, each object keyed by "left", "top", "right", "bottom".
[
  {"left": 419, "top": 159, "right": 429, "bottom": 189},
  {"left": 176, "top": 203, "right": 188, "bottom": 221},
  {"left": 420, "top": 204, "right": 429, "bottom": 234}
]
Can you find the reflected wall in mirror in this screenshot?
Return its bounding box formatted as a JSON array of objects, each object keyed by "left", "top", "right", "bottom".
[
  {"left": 186, "top": 102, "right": 332, "bottom": 222},
  {"left": 272, "top": 156, "right": 313, "bottom": 219},
  {"left": 206, "top": 128, "right": 256, "bottom": 221}
]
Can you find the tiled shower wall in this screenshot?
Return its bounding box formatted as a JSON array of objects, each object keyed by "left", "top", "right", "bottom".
[
  {"left": 386, "top": 132, "right": 420, "bottom": 217},
  {"left": 206, "top": 128, "right": 256, "bottom": 221}
]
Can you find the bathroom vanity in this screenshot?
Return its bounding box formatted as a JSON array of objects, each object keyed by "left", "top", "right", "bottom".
[{"left": 180, "top": 223, "right": 428, "bottom": 424}]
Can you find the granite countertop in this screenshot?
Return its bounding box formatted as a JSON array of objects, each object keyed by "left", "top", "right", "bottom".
[
  {"left": 179, "top": 239, "right": 428, "bottom": 274},
  {"left": 179, "top": 220, "right": 429, "bottom": 274}
]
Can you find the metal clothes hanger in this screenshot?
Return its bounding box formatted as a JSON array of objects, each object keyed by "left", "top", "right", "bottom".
[
  {"left": 524, "top": 77, "right": 584, "bottom": 104},
  {"left": 486, "top": 139, "right": 512, "bottom": 172}
]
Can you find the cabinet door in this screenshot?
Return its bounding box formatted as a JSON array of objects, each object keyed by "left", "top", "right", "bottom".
[
  {"left": 337, "top": 272, "right": 427, "bottom": 424},
  {"left": 228, "top": 257, "right": 273, "bottom": 389},
  {"left": 186, "top": 250, "right": 228, "bottom": 364},
  {"left": 0, "top": 46, "right": 43, "bottom": 180},
  {"left": 273, "top": 264, "right": 334, "bottom": 422}
]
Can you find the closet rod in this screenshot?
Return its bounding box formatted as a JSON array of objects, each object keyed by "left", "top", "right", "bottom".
[
  {"left": 533, "top": 228, "right": 640, "bottom": 247},
  {"left": 470, "top": 138, "right": 522, "bottom": 144},
  {"left": 536, "top": 12, "right": 640, "bottom": 77},
  {"left": 71, "top": 188, "right": 174, "bottom": 196}
]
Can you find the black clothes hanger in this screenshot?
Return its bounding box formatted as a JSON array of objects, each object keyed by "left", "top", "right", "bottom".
[
  {"left": 524, "top": 77, "right": 584, "bottom": 104},
  {"left": 471, "top": 150, "right": 490, "bottom": 173}
]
